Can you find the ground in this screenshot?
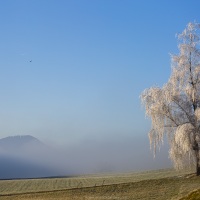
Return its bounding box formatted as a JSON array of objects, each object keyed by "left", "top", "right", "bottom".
[{"left": 0, "top": 169, "right": 199, "bottom": 200}]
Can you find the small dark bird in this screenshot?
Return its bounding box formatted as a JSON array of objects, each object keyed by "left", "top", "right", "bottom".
[{"left": 29, "top": 60, "right": 32, "bottom": 62}]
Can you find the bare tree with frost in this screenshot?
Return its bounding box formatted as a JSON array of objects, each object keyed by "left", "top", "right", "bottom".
[{"left": 141, "top": 22, "right": 200, "bottom": 176}]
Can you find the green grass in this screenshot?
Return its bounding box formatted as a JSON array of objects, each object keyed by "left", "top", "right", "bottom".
[
  {"left": 180, "top": 188, "right": 200, "bottom": 200},
  {"left": 0, "top": 168, "right": 199, "bottom": 200},
  {"left": 0, "top": 168, "right": 192, "bottom": 195}
]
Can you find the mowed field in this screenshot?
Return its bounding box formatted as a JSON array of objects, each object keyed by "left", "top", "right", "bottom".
[{"left": 0, "top": 169, "right": 200, "bottom": 200}]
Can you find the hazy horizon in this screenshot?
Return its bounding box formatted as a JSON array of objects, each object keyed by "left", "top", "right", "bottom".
[{"left": 0, "top": 134, "right": 171, "bottom": 178}]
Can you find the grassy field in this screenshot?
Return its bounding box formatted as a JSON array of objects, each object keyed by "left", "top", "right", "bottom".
[
  {"left": 180, "top": 188, "right": 200, "bottom": 200},
  {"left": 0, "top": 169, "right": 200, "bottom": 200}
]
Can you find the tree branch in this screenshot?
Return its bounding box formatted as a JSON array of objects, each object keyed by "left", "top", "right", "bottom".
[{"left": 171, "top": 98, "right": 194, "bottom": 125}]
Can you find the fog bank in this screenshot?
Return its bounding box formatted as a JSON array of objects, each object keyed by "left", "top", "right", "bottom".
[{"left": 0, "top": 134, "right": 172, "bottom": 178}]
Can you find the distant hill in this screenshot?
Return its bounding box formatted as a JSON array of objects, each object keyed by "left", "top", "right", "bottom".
[
  {"left": 0, "top": 135, "right": 69, "bottom": 179},
  {"left": 0, "top": 135, "right": 43, "bottom": 151}
]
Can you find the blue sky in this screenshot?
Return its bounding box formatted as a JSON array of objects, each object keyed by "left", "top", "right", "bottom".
[{"left": 0, "top": 0, "right": 199, "bottom": 148}]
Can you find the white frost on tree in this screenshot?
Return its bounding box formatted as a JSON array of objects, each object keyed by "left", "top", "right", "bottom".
[{"left": 141, "top": 22, "right": 200, "bottom": 175}]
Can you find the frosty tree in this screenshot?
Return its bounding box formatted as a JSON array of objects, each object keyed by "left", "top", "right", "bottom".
[{"left": 141, "top": 22, "right": 200, "bottom": 176}]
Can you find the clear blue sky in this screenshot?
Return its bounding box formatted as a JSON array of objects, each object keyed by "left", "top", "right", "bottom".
[{"left": 0, "top": 0, "right": 199, "bottom": 146}]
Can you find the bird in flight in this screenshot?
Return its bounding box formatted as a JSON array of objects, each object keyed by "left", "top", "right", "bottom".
[{"left": 29, "top": 60, "right": 32, "bottom": 63}]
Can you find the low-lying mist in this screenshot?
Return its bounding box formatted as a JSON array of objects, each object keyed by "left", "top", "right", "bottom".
[
  {"left": 0, "top": 134, "right": 172, "bottom": 178},
  {"left": 60, "top": 135, "right": 172, "bottom": 174}
]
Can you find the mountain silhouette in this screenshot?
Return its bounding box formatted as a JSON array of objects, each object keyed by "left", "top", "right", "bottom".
[
  {"left": 0, "top": 135, "right": 43, "bottom": 151},
  {"left": 0, "top": 135, "right": 69, "bottom": 179}
]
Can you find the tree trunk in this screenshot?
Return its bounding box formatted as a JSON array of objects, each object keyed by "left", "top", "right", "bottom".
[
  {"left": 197, "top": 164, "right": 200, "bottom": 176},
  {"left": 196, "top": 149, "right": 200, "bottom": 176}
]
